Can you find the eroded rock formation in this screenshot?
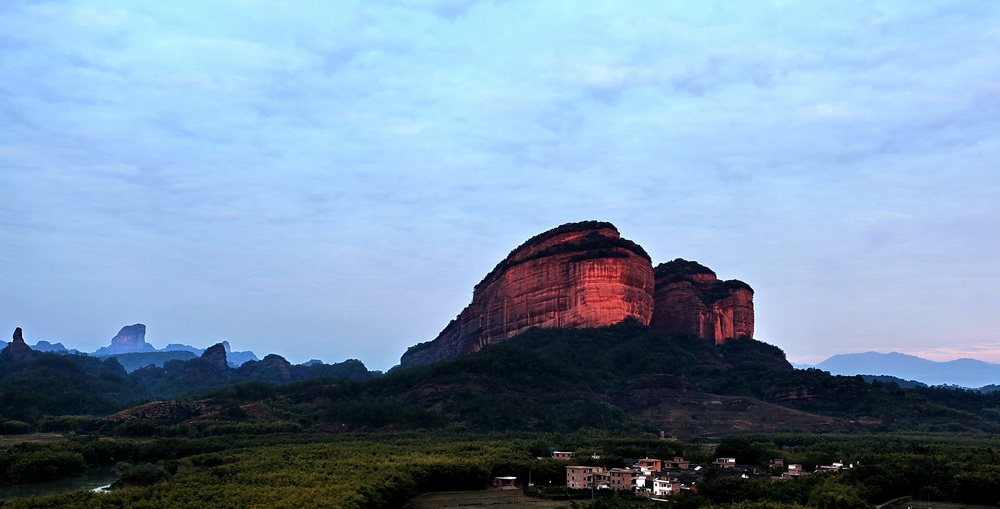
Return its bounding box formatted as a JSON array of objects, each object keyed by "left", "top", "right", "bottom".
[
  {"left": 201, "top": 343, "right": 230, "bottom": 376},
  {"left": 95, "top": 324, "right": 156, "bottom": 355},
  {"left": 649, "top": 259, "right": 754, "bottom": 344},
  {"left": 237, "top": 354, "right": 293, "bottom": 384},
  {"left": 401, "top": 221, "right": 655, "bottom": 367},
  {"left": 399, "top": 221, "right": 756, "bottom": 367},
  {"left": 2, "top": 327, "right": 36, "bottom": 362}
]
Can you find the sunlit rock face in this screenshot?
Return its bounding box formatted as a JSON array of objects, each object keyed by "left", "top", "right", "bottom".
[
  {"left": 401, "top": 221, "right": 655, "bottom": 367},
  {"left": 649, "top": 259, "right": 754, "bottom": 344},
  {"left": 399, "top": 222, "right": 757, "bottom": 367}
]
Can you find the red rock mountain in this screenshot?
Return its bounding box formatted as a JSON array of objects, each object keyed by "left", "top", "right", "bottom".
[
  {"left": 400, "top": 221, "right": 755, "bottom": 367},
  {"left": 402, "top": 221, "right": 655, "bottom": 367},
  {"left": 650, "top": 259, "right": 754, "bottom": 344}
]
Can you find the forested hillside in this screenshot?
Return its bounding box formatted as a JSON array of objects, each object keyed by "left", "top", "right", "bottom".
[{"left": 9, "top": 321, "right": 1000, "bottom": 438}]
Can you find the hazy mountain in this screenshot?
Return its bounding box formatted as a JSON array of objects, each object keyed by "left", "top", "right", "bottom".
[
  {"left": 95, "top": 350, "right": 199, "bottom": 372},
  {"left": 811, "top": 351, "right": 1000, "bottom": 388},
  {"left": 859, "top": 374, "right": 928, "bottom": 389},
  {"left": 30, "top": 340, "right": 74, "bottom": 353},
  {"left": 161, "top": 343, "right": 203, "bottom": 354},
  {"left": 153, "top": 340, "right": 259, "bottom": 368}
]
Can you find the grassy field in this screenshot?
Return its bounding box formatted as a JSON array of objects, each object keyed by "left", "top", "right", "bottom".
[
  {"left": 0, "top": 433, "right": 149, "bottom": 449},
  {"left": 407, "top": 489, "right": 575, "bottom": 509},
  {"left": 0, "top": 433, "right": 66, "bottom": 448}
]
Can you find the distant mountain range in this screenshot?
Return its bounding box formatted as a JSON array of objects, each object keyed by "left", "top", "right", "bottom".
[
  {"left": 0, "top": 323, "right": 260, "bottom": 371},
  {"left": 0, "top": 339, "right": 259, "bottom": 372},
  {"left": 796, "top": 351, "right": 1000, "bottom": 390}
]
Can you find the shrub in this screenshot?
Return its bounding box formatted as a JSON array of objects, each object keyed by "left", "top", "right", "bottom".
[
  {"left": 114, "top": 461, "right": 171, "bottom": 486},
  {"left": 0, "top": 419, "right": 32, "bottom": 434}
]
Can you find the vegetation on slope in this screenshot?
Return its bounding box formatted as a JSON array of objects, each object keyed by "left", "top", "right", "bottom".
[
  {"left": 5, "top": 321, "right": 1000, "bottom": 508},
  {"left": 3, "top": 431, "right": 1000, "bottom": 508},
  {"left": 8, "top": 321, "right": 1000, "bottom": 439},
  {"left": 0, "top": 350, "right": 382, "bottom": 432},
  {"left": 0, "top": 353, "right": 149, "bottom": 423}
]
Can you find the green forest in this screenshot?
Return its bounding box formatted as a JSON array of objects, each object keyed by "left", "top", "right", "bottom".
[{"left": 1, "top": 431, "right": 1000, "bottom": 508}]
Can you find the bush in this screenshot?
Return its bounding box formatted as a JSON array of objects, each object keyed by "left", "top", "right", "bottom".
[
  {"left": 201, "top": 422, "right": 303, "bottom": 436},
  {"left": 1, "top": 450, "right": 87, "bottom": 483},
  {"left": 114, "top": 461, "right": 171, "bottom": 486},
  {"left": 0, "top": 419, "right": 32, "bottom": 434},
  {"left": 38, "top": 415, "right": 96, "bottom": 433}
]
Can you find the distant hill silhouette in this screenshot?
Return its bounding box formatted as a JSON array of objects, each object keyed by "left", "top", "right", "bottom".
[
  {"left": 104, "top": 322, "right": 1000, "bottom": 437},
  {"left": 810, "top": 351, "right": 1000, "bottom": 389},
  {"left": 96, "top": 350, "right": 198, "bottom": 372},
  {"left": 9, "top": 323, "right": 1000, "bottom": 437},
  {"left": 90, "top": 324, "right": 260, "bottom": 368},
  {"left": 98, "top": 341, "right": 259, "bottom": 371}
]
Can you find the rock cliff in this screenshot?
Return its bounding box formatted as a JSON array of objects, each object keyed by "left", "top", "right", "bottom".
[
  {"left": 400, "top": 222, "right": 756, "bottom": 367},
  {"left": 401, "top": 221, "right": 655, "bottom": 367},
  {"left": 95, "top": 323, "right": 156, "bottom": 355},
  {"left": 2, "top": 327, "right": 36, "bottom": 362},
  {"left": 649, "top": 259, "right": 754, "bottom": 344},
  {"left": 201, "top": 343, "right": 231, "bottom": 376},
  {"left": 237, "top": 354, "right": 293, "bottom": 384}
]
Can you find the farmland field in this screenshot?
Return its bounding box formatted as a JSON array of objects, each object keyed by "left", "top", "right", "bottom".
[{"left": 407, "top": 489, "right": 574, "bottom": 508}]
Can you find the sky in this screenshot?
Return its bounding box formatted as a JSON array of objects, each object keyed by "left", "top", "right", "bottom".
[{"left": 2, "top": 1, "right": 998, "bottom": 372}]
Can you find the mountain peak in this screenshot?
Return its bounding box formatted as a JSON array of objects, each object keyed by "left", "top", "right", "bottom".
[
  {"left": 401, "top": 221, "right": 754, "bottom": 367},
  {"left": 94, "top": 323, "right": 156, "bottom": 355},
  {"left": 2, "top": 327, "right": 36, "bottom": 361}
]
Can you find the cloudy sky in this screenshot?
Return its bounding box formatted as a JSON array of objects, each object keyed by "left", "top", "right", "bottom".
[{"left": 2, "top": 1, "right": 998, "bottom": 372}]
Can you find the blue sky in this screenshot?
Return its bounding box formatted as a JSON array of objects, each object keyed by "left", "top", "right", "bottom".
[{"left": 2, "top": 1, "right": 998, "bottom": 371}]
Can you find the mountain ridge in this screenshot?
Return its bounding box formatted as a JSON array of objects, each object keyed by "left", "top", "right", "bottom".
[
  {"left": 86, "top": 322, "right": 1000, "bottom": 438},
  {"left": 0, "top": 323, "right": 262, "bottom": 370},
  {"left": 801, "top": 351, "right": 1000, "bottom": 389}
]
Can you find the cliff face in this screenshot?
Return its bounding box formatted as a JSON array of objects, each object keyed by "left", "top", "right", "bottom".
[
  {"left": 400, "top": 222, "right": 756, "bottom": 367},
  {"left": 401, "top": 221, "right": 655, "bottom": 367},
  {"left": 95, "top": 324, "right": 156, "bottom": 355},
  {"left": 201, "top": 343, "right": 231, "bottom": 376},
  {"left": 649, "top": 259, "right": 754, "bottom": 344}
]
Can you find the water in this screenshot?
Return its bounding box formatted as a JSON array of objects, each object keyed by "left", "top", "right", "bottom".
[{"left": 0, "top": 466, "right": 119, "bottom": 499}]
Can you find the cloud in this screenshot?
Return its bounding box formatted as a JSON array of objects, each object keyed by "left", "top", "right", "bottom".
[
  {"left": 911, "top": 344, "right": 1000, "bottom": 364},
  {"left": 798, "top": 103, "right": 860, "bottom": 119}
]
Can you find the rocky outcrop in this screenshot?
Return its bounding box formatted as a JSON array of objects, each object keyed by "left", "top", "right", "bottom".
[
  {"left": 649, "top": 259, "right": 754, "bottom": 345},
  {"left": 400, "top": 221, "right": 758, "bottom": 368},
  {"left": 402, "top": 221, "right": 655, "bottom": 367},
  {"left": 95, "top": 324, "right": 156, "bottom": 355},
  {"left": 32, "top": 340, "right": 71, "bottom": 353},
  {"left": 237, "top": 354, "right": 293, "bottom": 384},
  {"left": 161, "top": 343, "right": 231, "bottom": 388},
  {"left": 221, "top": 340, "right": 260, "bottom": 368},
  {"left": 158, "top": 341, "right": 259, "bottom": 367},
  {"left": 2, "top": 328, "right": 36, "bottom": 362},
  {"left": 201, "top": 343, "right": 230, "bottom": 376}
]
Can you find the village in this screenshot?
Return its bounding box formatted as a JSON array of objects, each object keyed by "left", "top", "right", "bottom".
[{"left": 556, "top": 451, "right": 852, "bottom": 499}]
